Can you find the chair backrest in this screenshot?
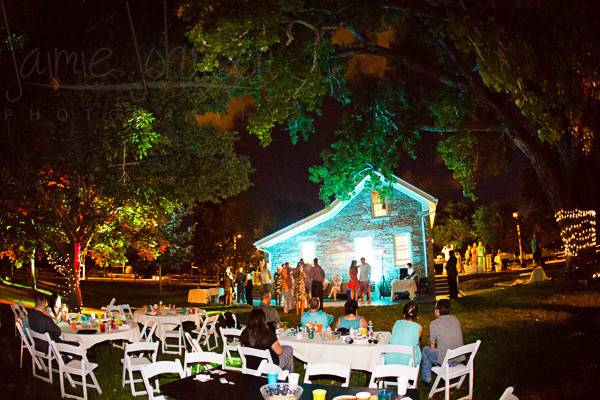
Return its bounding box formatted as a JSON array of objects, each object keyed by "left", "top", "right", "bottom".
[
  {"left": 106, "top": 305, "right": 123, "bottom": 316},
  {"left": 52, "top": 342, "right": 89, "bottom": 373},
  {"left": 441, "top": 340, "right": 481, "bottom": 370},
  {"left": 237, "top": 345, "right": 273, "bottom": 376},
  {"left": 304, "top": 363, "right": 351, "bottom": 387},
  {"left": 124, "top": 341, "right": 158, "bottom": 362},
  {"left": 184, "top": 351, "right": 224, "bottom": 376},
  {"left": 377, "top": 344, "right": 416, "bottom": 367},
  {"left": 368, "top": 364, "right": 420, "bottom": 389},
  {"left": 108, "top": 297, "right": 116, "bottom": 307},
  {"left": 499, "top": 386, "right": 519, "bottom": 400},
  {"left": 219, "top": 327, "right": 242, "bottom": 347},
  {"left": 29, "top": 330, "right": 54, "bottom": 356},
  {"left": 140, "top": 360, "right": 185, "bottom": 400},
  {"left": 184, "top": 332, "right": 203, "bottom": 352},
  {"left": 11, "top": 303, "right": 28, "bottom": 321},
  {"left": 256, "top": 362, "right": 289, "bottom": 381},
  {"left": 119, "top": 304, "right": 134, "bottom": 318},
  {"left": 140, "top": 319, "right": 156, "bottom": 342}
]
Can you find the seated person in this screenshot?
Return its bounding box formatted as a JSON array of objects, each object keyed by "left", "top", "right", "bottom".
[
  {"left": 327, "top": 275, "right": 342, "bottom": 300},
  {"left": 300, "top": 298, "right": 334, "bottom": 329},
  {"left": 406, "top": 262, "right": 420, "bottom": 287},
  {"left": 46, "top": 293, "right": 66, "bottom": 323},
  {"left": 385, "top": 301, "right": 422, "bottom": 366},
  {"left": 255, "top": 292, "right": 281, "bottom": 329},
  {"left": 28, "top": 292, "right": 78, "bottom": 354},
  {"left": 240, "top": 309, "right": 294, "bottom": 372},
  {"left": 335, "top": 300, "right": 367, "bottom": 330}
]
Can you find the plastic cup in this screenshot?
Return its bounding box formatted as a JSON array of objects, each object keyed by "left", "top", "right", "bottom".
[
  {"left": 70, "top": 322, "right": 77, "bottom": 332},
  {"left": 267, "top": 371, "right": 278, "bottom": 386},
  {"left": 378, "top": 388, "right": 393, "bottom": 400},
  {"left": 312, "top": 389, "right": 326, "bottom": 400},
  {"left": 356, "top": 392, "right": 371, "bottom": 400},
  {"left": 100, "top": 323, "right": 105, "bottom": 333},
  {"left": 287, "top": 373, "right": 300, "bottom": 386},
  {"left": 182, "top": 307, "right": 187, "bottom": 315}
]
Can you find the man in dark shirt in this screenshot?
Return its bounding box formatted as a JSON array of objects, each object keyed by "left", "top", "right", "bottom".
[
  {"left": 29, "top": 293, "right": 78, "bottom": 354},
  {"left": 309, "top": 258, "right": 325, "bottom": 310}
]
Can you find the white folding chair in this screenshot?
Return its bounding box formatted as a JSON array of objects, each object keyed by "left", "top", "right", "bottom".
[
  {"left": 237, "top": 345, "right": 273, "bottom": 376},
  {"left": 429, "top": 340, "right": 481, "bottom": 400},
  {"left": 10, "top": 303, "right": 28, "bottom": 336},
  {"left": 29, "top": 330, "right": 59, "bottom": 383},
  {"left": 159, "top": 316, "right": 184, "bottom": 355},
  {"left": 304, "top": 363, "right": 351, "bottom": 387},
  {"left": 192, "top": 313, "right": 219, "bottom": 351},
  {"left": 15, "top": 319, "right": 43, "bottom": 372},
  {"left": 184, "top": 332, "right": 203, "bottom": 353},
  {"left": 107, "top": 305, "right": 124, "bottom": 317},
  {"left": 108, "top": 297, "right": 116, "bottom": 307},
  {"left": 378, "top": 344, "right": 416, "bottom": 367},
  {"left": 140, "top": 360, "right": 185, "bottom": 400},
  {"left": 52, "top": 342, "right": 102, "bottom": 400},
  {"left": 184, "top": 350, "right": 225, "bottom": 377},
  {"left": 499, "top": 386, "right": 519, "bottom": 400},
  {"left": 121, "top": 341, "right": 159, "bottom": 396},
  {"left": 368, "top": 364, "right": 420, "bottom": 389},
  {"left": 119, "top": 304, "right": 134, "bottom": 319},
  {"left": 140, "top": 320, "right": 158, "bottom": 343},
  {"left": 219, "top": 327, "right": 243, "bottom": 370}
]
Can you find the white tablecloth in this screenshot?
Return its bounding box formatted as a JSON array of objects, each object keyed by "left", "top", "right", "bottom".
[
  {"left": 188, "top": 288, "right": 222, "bottom": 304},
  {"left": 133, "top": 309, "right": 202, "bottom": 340},
  {"left": 59, "top": 321, "right": 141, "bottom": 350},
  {"left": 279, "top": 332, "right": 390, "bottom": 372},
  {"left": 391, "top": 279, "right": 417, "bottom": 299}
]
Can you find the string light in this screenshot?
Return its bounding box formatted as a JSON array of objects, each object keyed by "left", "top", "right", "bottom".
[{"left": 554, "top": 209, "right": 597, "bottom": 257}]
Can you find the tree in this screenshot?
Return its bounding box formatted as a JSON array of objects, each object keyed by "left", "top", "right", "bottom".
[{"left": 182, "top": 0, "right": 600, "bottom": 270}]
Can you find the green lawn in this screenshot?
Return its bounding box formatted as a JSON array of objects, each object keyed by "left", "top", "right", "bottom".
[{"left": 1, "top": 277, "right": 599, "bottom": 399}]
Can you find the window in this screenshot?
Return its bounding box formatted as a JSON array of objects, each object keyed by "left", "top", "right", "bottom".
[
  {"left": 394, "top": 234, "right": 411, "bottom": 266},
  {"left": 371, "top": 190, "right": 390, "bottom": 217},
  {"left": 300, "top": 241, "right": 315, "bottom": 263}
]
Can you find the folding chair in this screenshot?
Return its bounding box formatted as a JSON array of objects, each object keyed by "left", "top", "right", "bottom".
[
  {"left": 29, "top": 330, "right": 59, "bottom": 383},
  {"left": 184, "top": 350, "right": 225, "bottom": 377},
  {"left": 184, "top": 332, "right": 203, "bottom": 353},
  {"left": 499, "top": 386, "right": 519, "bottom": 400},
  {"left": 121, "top": 341, "right": 159, "bottom": 396},
  {"left": 219, "top": 327, "right": 243, "bottom": 370},
  {"left": 52, "top": 342, "right": 102, "bottom": 400},
  {"left": 140, "top": 360, "right": 185, "bottom": 400},
  {"left": 304, "top": 363, "right": 351, "bottom": 387},
  {"left": 377, "top": 344, "right": 417, "bottom": 367},
  {"left": 237, "top": 345, "right": 289, "bottom": 381},
  {"left": 140, "top": 320, "right": 157, "bottom": 343},
  {"left": 192, "top": 312, "right": 219, "bottom": 351},
  {"left": 119, "top": 304, "right": 134, "bottom": 319},
  {"left": 15, "top": 319, "right": 43, "bottom": 372},
  {"left": 428, "top": 340, "right": 481, "bottom": 400},
  {"left": 106, "top": 305, "right": 124, "bottom": 317},
  {"left": 159, "top": 316, "right": 184, "bottom": 355},
  {"left": 368, "top": 364, "right": 420, "bottom": 389},
  {"left": 10, "top": 303, "right": 28, "bottom": 336}
]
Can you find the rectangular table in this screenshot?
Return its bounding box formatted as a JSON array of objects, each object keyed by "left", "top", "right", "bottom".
[{"left": 160, "top": 370, "right": 419, "bottom": 400}]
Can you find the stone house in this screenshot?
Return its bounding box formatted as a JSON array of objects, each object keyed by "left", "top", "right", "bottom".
[{"left": 254, "top": 175, "right": 437, "bottom": 289}]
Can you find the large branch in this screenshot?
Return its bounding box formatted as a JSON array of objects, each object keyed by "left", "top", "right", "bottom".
[{"left": 418, "top": 126, "right": 505, "bottom": 134}]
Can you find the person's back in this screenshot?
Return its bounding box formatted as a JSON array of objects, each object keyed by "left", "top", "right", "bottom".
[
  {"left": 300, "top": 309, "right": 333, "bottom": 328},
  {"left": 28, "top": 304, "right": 62, "bottom": 353},
  {"left": 386, "top": 319, "right": 422, "bottom": 365},
  {"left": 338, "top": 315, "right": 361, "bottom": 330},
  {"left": 430, "top": 314, "right": 463, "bottom": 364}
]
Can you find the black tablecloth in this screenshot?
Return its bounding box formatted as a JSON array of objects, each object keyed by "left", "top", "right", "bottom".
[{"left": 160, "top": 370, "right": 420, "bottom": 400}]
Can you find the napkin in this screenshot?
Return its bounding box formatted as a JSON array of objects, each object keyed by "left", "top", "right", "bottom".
[{"left": 194, "top": 374, "right": 212, "bottom": 382}]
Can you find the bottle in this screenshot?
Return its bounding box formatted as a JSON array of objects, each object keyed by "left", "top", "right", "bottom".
[{"left": 368, "top": 320, "right": 373, "bottom": 335}]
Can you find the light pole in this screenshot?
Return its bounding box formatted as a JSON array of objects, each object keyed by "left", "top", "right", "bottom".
[{"left": 513, "top": 212, "right": 524, "bottom": 267}]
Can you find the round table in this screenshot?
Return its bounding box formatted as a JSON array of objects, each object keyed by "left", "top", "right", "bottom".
[
  {"left": 133, "top": 309, "right": 203, "bottom": 340},
  {"left": 278, "top": 331, "right": 391, "bottom": 372},
  {"left": 59, "top": 320, "right": 141, "bottom": 350}
]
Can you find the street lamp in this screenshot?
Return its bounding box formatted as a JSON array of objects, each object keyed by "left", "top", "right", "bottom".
[{"left": 512, "top": 212, "right": 524, "bottom": 267}]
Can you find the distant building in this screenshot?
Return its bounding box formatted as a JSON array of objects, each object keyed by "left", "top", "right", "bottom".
[{"left": 254, "top": 174, "right": 437, "bottom": 287}]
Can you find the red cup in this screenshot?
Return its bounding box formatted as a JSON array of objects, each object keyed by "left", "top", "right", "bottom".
[
  {"left": 71, "top": 322, "right": 77, "bottom": 332},
  {"left": 100, "top": 323, "right": 106, "bottom": 333}
]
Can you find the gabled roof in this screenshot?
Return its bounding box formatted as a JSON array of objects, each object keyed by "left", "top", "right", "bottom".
[{"left": 254, "top": 174, "right": 437, "bottom": 250}]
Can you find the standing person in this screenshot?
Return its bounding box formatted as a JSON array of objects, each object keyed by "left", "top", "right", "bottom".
[
  {"left": 293, "top": 262, "right": 307, "bottom": 316},
  {"left": 531, "top": 234, "right": 542, "bottom": 267},
  {"left": 282, "top": 262, "right": 294, "bottom": 313},
  {"left": 235, "top": 266, "right": 246, "bottom": 304},
  {"left": 223, "top": 267, "right": 234, "bottom": 305},
  {"left": 471, "top": 242, "right": 478, "bottom": 272},
  {"left": 310, "top": 258, "right": 326, "bottom": 310},
  {"left": 358, "top": 257, "right": 372, "bottom": 304},
  {"left": 477, "top": 241, "right": 486, "bottom": 273},
  {"left": 260, "top": 262, "right": 273, "bottom": 296},
  {"left": 441, "top": 244, "right": 454, "bottom": 263},
  {"left": 245, "top": 271, "right": 254, "bottom": 306},
  {"left": 464, "top": 245, "right": 471, "bottom": 274},
  {"left": 445, "top": 251, "right": 458, "bottom": 299},
  {"left": 273, "top": 265, "right": 283, "bottom": 307},
  {"left": 347, "top": 260, "right": 360, "bottom": 301},
  {"left": 421, "top": 300, "right": 464, "bottom": 384},
  {"left": 386, "top": 301, "right": 422, "bottom": 366},
  {"left": 302, "top": 259, "right": 313, "bottom": 302},
  {"left": 455, "top": 250, "right": 464, "bottom": 274}
]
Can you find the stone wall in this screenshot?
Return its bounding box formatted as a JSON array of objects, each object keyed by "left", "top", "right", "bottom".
[{"left": 263, "top": 186, "right": 435, "bottom": 286}]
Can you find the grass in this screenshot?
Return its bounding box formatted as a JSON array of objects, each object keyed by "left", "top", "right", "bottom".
[{"left": 1, "top": 275, "right": 599, "bottom": 399}]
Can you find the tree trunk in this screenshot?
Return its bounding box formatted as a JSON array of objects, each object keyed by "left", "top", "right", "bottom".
[
  {"left": 30, "top": 248, "right": 37, "bottom": 290},
  {"left": 66, "top": 240, "right": 83, "bottom": 311}
]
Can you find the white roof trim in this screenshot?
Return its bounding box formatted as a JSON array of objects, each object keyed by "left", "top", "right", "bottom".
[{"left": 254, "top": 174, "right": 437, "bottom": 249}]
